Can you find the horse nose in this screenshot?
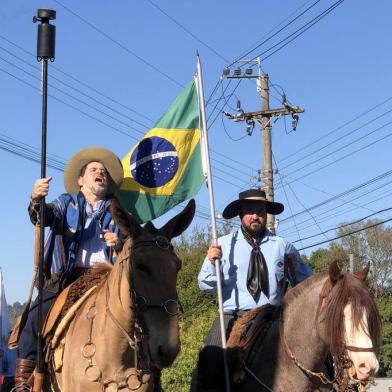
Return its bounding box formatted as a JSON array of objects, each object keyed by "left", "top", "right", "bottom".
[{"left": 355, "top": 358, "right": 379, "bottom": 381}]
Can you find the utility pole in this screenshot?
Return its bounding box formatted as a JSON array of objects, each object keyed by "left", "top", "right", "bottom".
[
  {"left": 259, "top": 73, "right": 275, "bottom": 231},
  {"left": 223, "top": 59, "right": 304, "bottom": 233}
]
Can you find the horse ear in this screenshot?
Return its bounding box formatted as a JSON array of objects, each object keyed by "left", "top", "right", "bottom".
[
  {"left": 329, "top": 261, "right": 342, "bottom": 284},
  {"left": 354, "top": 262, "right": 370, "bottom": 281},
  {"left": 110, "top": 195, "right": 142, "bottom": 238},
  {"left": 144, "top": 221, "right": 159, "bottom": 234},
  {"left": 160, "top": 199, "right": 196, "bottom": 239}
]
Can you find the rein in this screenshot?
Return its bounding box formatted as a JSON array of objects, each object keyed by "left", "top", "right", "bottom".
[{"left": 80, "top": 235, "right": 179, "bottom": 391}]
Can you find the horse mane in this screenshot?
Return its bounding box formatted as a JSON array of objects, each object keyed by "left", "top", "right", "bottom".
[{"left": 323, "top": 272, "right": 382, "bottom": 357}]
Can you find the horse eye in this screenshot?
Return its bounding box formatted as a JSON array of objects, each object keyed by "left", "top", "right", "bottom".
[{"left": 135, "top": 263, "right": 150, "bottom": 275}]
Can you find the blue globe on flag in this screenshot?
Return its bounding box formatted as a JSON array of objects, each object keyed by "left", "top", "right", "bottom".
[{"left": 130, "top": 136, "right": 179, "bottom": 188}]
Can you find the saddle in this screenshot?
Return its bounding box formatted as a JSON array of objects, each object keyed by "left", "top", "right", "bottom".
[
  {"left": 227, "top": 305, "right": 279, "bottom": 384},
  {"left": 43, "top": 266, "right": 112, "bottom": 370}
]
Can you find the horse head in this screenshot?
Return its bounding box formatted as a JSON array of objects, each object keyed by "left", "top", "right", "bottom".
[
  {"left": 324, "top": 261, "right": 381, "bottom": 383},
  {"left": 111, "top": 197, "right": 195, "bottom": 370}
]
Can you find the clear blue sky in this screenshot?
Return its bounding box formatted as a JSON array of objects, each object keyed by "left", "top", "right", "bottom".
[{"left": 1, "top": 0, "right": 391, "bottom": 304}]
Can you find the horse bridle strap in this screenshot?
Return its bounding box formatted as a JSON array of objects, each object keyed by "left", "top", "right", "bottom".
[
  {"left": 133, "top": 291, "right": 183, "bottom": 316},
  {"left": 104, "top": 278, "right": 150, "bottom": 376},
  {"left": 345, "top": 345, "right": 375, "bottom": 353},
  {"left": 131, "top": 236, "right": 172, "bottom": 251}
]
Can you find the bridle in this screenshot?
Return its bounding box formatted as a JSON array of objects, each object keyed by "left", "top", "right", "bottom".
[
  {"left": 279, "top": 274, "right": 376, "bottom": 392},
  {"left": 241, "top": 263, "right": 377, "bottom": 392},
  {"left": 81, "top": 235, "right": 181, "bottom": 391},
  {"left": 131, "top": 236, "right": 183, "bottom": 317}
]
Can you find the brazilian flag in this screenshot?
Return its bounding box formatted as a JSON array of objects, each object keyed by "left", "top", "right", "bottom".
[{"left": 117, "top": 80, "right": 204, "bottom": 223}]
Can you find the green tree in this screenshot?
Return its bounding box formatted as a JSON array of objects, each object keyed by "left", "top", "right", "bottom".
[
  {"left": 305, "top": 245, "right": 348, "bottom": 273},
  {"left": 8, "top": 301, "right": 25, "bottom": 327},
  {"left": 162, "top": 224, "right": 231, "bottom": 391},
  {"left": 376, "top": 296, "right": 392, "bottom": 377},
  {"left": 337, "top": 220, "right": 392, "bottom": 297}
]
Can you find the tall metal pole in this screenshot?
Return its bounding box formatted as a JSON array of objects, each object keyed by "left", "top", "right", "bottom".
[
  {"left": 33, "top": 9, "right": 56, "bottom": 388},
  {"left": 196, "top": 53, "right": 231, "bottom": 392},
  {"left": 259, "top": 73, "right": 275, "bottom": 233}
]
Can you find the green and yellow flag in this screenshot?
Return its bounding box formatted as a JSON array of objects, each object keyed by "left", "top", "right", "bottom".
[{"left": 117, "top": 80, "right": 204, "bottom": 222}]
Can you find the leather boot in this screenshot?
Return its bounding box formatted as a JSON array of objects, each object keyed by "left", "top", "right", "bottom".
[{"left": 14, "top": 358, "right": 35, "bottom": 392}]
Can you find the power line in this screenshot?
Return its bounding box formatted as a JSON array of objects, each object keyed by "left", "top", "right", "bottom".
[
  {"left": 280, "top": 168, "right": 392, "bottom": 223},
  {"left": 0, "top": 134, "right": 65, "bottom": 172},
  {"left": 229, "top": 0, "right": 322, "bottom": 67},
  {"left": 52, "top": 0, "right": 184, "bottom": 88},
  {"left": 146, "top": 0, "right": 229, "bottom": 63},
  {"left": 273, "top": 155, "right": 303, "bottom": 246},
  {"left": 0, "top": 55, "right": 147, "bottom": 136},
  {"left": 297, "top": 216, "right": 392, "bottom": 251},
  {"left": 274, "top": 154, "right": 328, "bottom": 242},
  {"left": 277, "top": 129, "right": 392, "bottom": 188},
  {"left": 261, "top": 0, "right": 345, "bottom": 62},
  {"left": 0, "top": 65, "right": 141, "bottom": 142},
  {"left": 278, "top": 95, "right": 392, "bottom": 164},
  {"left": 280, "top": 181, "right": 392, "bottom": 238},
  {"left": 279, "top": 108, "right": 392, "bottom": 173},
  {"left": 0, "top": 34, "right": 156, "bottom": 125},
  {"left": 0, "top": 45, "right": 151, "bottom": 131},
  {"left": 293, "top": 207, "right": 392, "bottom": 244}
]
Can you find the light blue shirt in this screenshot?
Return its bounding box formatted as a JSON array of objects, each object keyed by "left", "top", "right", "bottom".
[{"left": 198, "top": 229, "right": 312, "bottom": 311}]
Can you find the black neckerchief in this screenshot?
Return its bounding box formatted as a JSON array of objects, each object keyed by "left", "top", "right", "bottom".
[{"left": 241, "top": 225, "right": 269, "bottom": 300}]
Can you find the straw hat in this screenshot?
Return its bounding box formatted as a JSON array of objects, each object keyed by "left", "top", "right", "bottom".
[
  {"left": 63, "top": 147, "right": 123, "bottom": 194},
  {"left": 222, "top": 189, "right": 284, "bottom": 219}
]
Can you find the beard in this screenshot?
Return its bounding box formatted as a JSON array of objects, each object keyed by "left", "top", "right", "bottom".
[
  {"left": 243, "top": 221, "right": 265, "bottom": 238},
  {"left": 90, "top": 183, "right": 107, "bottom": 197}
]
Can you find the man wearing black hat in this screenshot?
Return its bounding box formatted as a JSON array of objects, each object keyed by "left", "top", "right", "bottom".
[{"left": 195, "top": 189, "right": 312, "bottom": 389}]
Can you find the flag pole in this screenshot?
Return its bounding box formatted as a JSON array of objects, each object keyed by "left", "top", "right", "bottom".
[
  {"left": 195, "top": 52, "right": 231, "bottom": 392},
  {"left": 33, "top": 9, "right": 56, "bottom": 391}
]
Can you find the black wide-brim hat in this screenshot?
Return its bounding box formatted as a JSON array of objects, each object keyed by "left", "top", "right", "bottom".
[{"left": 222, "top": 189, "right": 284, "bottom": 219}]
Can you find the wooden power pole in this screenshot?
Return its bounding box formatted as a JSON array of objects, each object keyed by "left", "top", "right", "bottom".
[{"left": 259, "top": 74, "right": 275, "bottom": 231}]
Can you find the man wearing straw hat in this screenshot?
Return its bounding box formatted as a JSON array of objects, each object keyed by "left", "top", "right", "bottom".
[
  {"left": 195, "top": 189, "right": 312, "bottom": 389},
  {"left": 15, "top": 147, "right": 124, "bottom": 391}
]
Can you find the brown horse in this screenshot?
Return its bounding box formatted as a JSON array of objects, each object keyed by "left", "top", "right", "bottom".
[
  {"left": 45, "top": 197, "right": 195, "bottom": 392},
  {"left": 196, "top": 262, "right": 381, "bottom": 392}
]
